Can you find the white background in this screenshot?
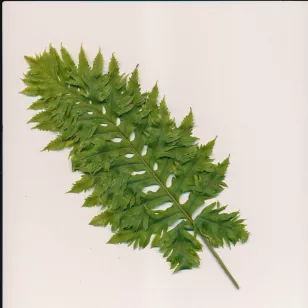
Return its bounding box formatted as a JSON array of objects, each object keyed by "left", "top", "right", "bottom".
[{"left": 3, "top": 2, "right": 308, "bottom": 307}]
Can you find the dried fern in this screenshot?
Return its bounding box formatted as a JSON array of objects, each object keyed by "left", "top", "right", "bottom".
[{"left": 21, "top": 45, "right": 249, "bottom": 289}]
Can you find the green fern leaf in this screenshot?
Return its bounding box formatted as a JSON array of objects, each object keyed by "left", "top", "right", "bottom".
[{"left": 21, "top": 45, "right": 249, "bottom": 289}]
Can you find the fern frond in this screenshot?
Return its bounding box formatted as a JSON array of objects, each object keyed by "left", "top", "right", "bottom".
[{"left": 21, "top": 45, "right": 249, "bottom": 289}]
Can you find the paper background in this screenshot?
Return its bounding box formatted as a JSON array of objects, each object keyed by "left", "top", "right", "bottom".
[{"left": 3, "top": 2, "right": 308, "bottom": 307}]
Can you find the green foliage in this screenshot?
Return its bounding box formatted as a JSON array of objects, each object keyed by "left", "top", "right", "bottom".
[{"left": 21, "top": 45, "right": 249, "bottom": 285}]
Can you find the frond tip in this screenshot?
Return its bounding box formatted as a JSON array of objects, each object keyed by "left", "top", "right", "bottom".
[{"left": 21, "top": 45, "right": 249, "bottom": 287}]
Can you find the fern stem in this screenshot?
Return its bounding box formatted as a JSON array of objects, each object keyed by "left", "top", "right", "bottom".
[
  {"left": 71, "top": 91, "right": 240, "bottom": 289},
  {"left": 201, "top": 236, "right": 240, "bottom": 289},
  {"left": 96, "top": 108, "right": 240, "bottom": 289}
]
